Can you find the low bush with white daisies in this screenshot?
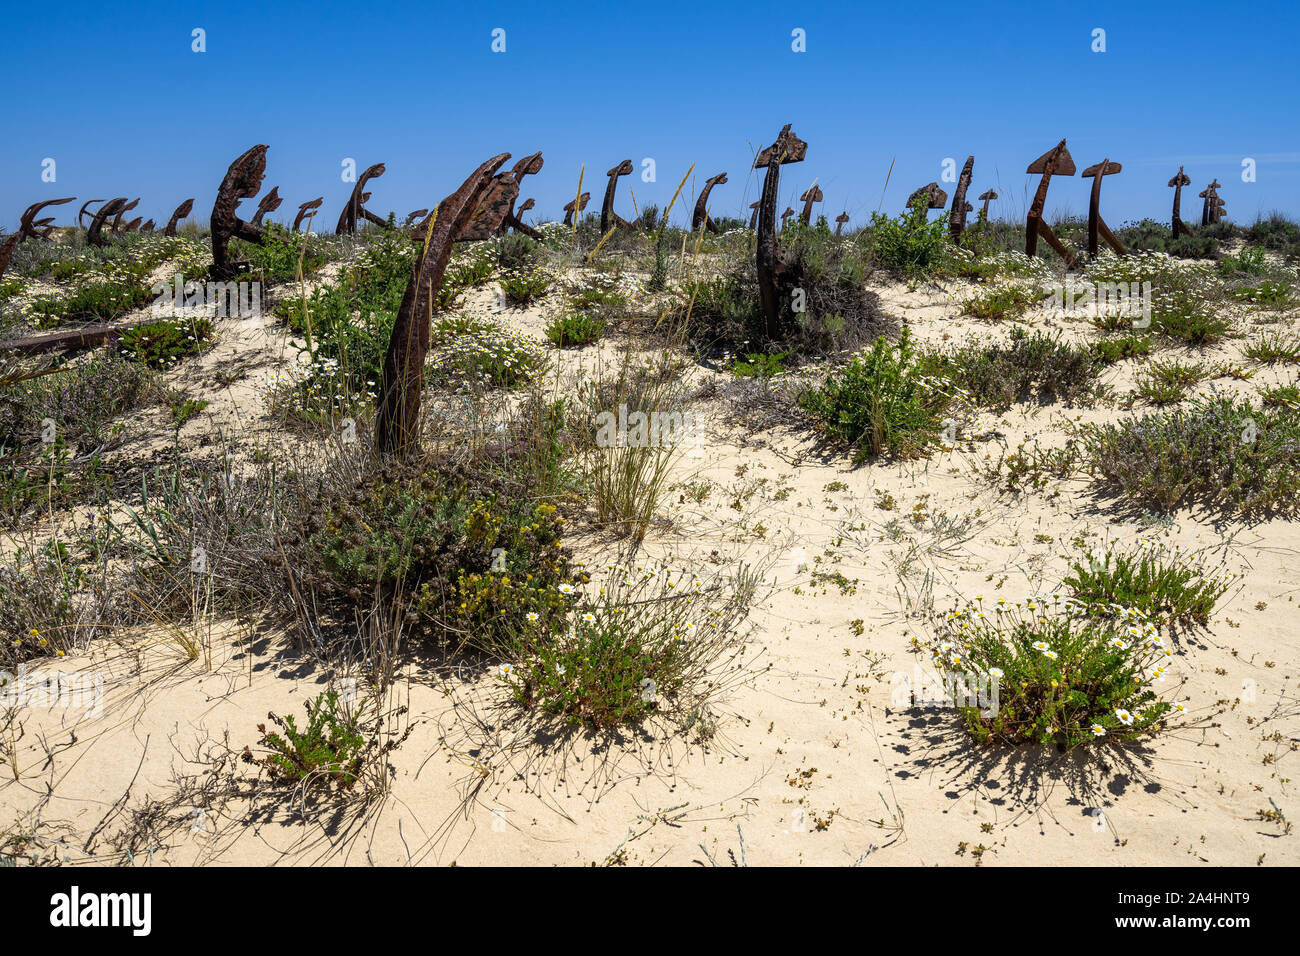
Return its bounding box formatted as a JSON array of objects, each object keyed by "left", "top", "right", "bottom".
[
  {"left": 920, "top": 594, "right": 1185, "bottom": 750},
  {"left": 498, "top": 563, "right": 758, "bottom": 731}
]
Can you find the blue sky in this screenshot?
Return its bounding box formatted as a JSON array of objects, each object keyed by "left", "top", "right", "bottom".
[{"left": 3, "top": 0, "right": 1297, "bottom": 232}]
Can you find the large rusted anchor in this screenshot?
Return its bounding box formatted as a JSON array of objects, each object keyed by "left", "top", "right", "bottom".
[
  {"left": 1199, "top": 180, "right": 1223, "bottom": 225},
  {"left": 753, "top": 123, "right": 807, "bottom": 338},
  {"left": 87, "top": 198, "right": 128, "bottom": 246},
  {"left": 563, "top": 192, "right": 590, "bottom": 226},
  {"left": 948, "top": 155, "right": 975, "bottom": 241},
  {"left": 78, "top": 199, "right": 105, "bottom": 229},
  {"left": 336, "top": 162, "right": 387, "bottom": 234},
  {"left": 293, "top": 197, "right": 323, "bottom": 231},
  {"left": 19, "top": 198, "right": 75, "bottom": 241},
  {"left": 376, "top": 153, "right": 511, "bottom": 457},
  {"left": 600, "top": 160, "right": 634, "bottom": 233},
  {"left": 401, "top": 209, "right": 428, "bottom": 228},
  {"left": 455, "top": 170, "right": 519, "bottom": 241},
  {"left": 906, "top": 183, "right": 947, "bottom": 215},
  {"left": 499, "top": 152, "right": 545, "bottom": 239},
  {"left": 252, "top": 186, "right": 283, "bottom": 226},
  {"left": 111, "top": 198, "right": 140, "bottom": 234},
  {"left": 798, "top": 184, "right": 823, "bottom": 226},
  {"left": 210, "top": 145, "right": 268, "bottom": 279},
  {"left": 691, "top": 172, "right": 728, "bottom": 233},
  {"left": 834, "top": 212, "right": 849, "bottom": 236},
  {"left": 1024, "top": 139, "right": 1079, "bottom": 270},
  {"left": 1081, "top": 158, "right": 1125, "bottom": 258},
  {"left": 163, "top": 198, "right": 194, "bottom": 236},
  {"left": 1167, "top": 167, "right": 1191, "bottom": 238}
]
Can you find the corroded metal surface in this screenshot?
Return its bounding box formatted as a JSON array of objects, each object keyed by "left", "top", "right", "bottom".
[
  {"left": 19, "top": 198, "right": 75, "bottom": 240},
  {"left": 504, "top": 197, "right": 541, "bottom": 239},
  {"left": 978, "top": 188, "right": 998, "bottom": 219},
  {"left": 948, "top": 155, "right": 975, "bottom": 241},
  {"left": 1024, "top": 139, "right": 1079, "bottom": 269},
  {"left": 753, "top": 123, "right": 807, "bottom": 337},
  {"left": 0, "top": 233, "right": 19, "bottom": 281},
  {"left": 164, "top": 198, "right": 194, "bottom": 236},
  {"left": 458, "top": 170, "right": 520, "bottom": 241},
  {"left": 293, "top": 197, "right": 324, "bottom": 231},
  {"left": 906, "top": 182, "right": 947, "bottom": 212},
  {"left": 835, "top": 212, "right": 849, "bottom": 236},
  {"left": 1167, "top": 167, "right": 1191, "bottom": 238},
  {"left": 500, "top": 151, "right": 544, "bottom": 238},
  {"left": 692, "top": 172, "right": 729, "bottom": 232},
  {"left": 78, "top": 199, "right": 105, "bottom": 229},
  {"left": 1081, "top": 158, "right": 1125, "bottom": 257},
  {"left": 336, "top": 162, "right": 386, "bottom": 234},
  {"left": 210, "top": 145, "right": 268, "bottom": 278},
  {"left": 111, "top": 197, "right": 139, "bottom": 233},
  {"left": 377, "top": 153, "right": 511, "bottom": 457},
  {"left": 600, "top": 159, "right": 634, "bottom": 233},
  {"left": 798, "top": 184, "right": 823, "bottom": 226},
  {"left": 748, "top": 200, "right": 761, "bottom": 231},
  {"left": 563, "top": 192, "right": 590, "bottom": 226},
  {"left": 87, "top": 197, "right": 128, "bottom": 246},
  {"left": 252, "top": 186, "right": 283, "bottom": 226}
]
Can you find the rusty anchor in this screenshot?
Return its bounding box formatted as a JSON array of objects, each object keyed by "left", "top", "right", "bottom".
[
  {"left": 1080, "top": 158, "right": 1126, "bottom": 258},
  {"left": 1024, "top": 139, "right": 1079, "bottom": 270},
  {"left": 692, "top": 172, "right": 729, "bottom": 233}
]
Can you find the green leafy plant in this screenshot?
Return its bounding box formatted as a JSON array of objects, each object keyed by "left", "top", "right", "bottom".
[
  {"left": 502, "top": 564, "right": 753, "bottom": 730},
  {"left": 117, "top": 317, "right": 214, "bottom": 368},
  {"left": 253, "top": 690, "right": 370, "bottom": 790},
  {"left": 1080, "top": 397, "right": 1300, "bottom": 516},
  {"left": 867, "top": 195, "right": 950, "bottom": 276},
  {"left": 801, "top": 330, "right": 953, "bottom": 460},
  {"left": 545, "top": 311, "right": 605, "bottom": 348},
  {"left": 917, "top": 328, "right": 1102, "bottom": 410},
  {"left": 925, "top": 597, "right": 1178, "bottom": 750},
  {"left": 1063, "top": 542, "right": 1233, "bottom": 628},
  {"left": 499, "top": 266, "right": 553, "bottom": 305}
]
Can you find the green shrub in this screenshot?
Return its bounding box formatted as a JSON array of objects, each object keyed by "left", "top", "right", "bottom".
[
  {"left": 428, "top": 318, "right": 547, "bottom": 388},
  {"left": 1229, "top": 280, "right": 1296, "bottom": 308},
  {"left": 867, "top": 196, "right": 949, "bottom": 276},
  {"left": 502, "top": 563, "right": 752, "bottom": 730},
  {"left": 27, "top": 278, "right": 153, "bottom": 328},
  {"left": 254, "top": 690, "right": 371, "bottom": 791},
  {"left": 961, "top": 284, "right": 1041, "bottom": 321},
  {"left": 1090, "top": 334, "right": 1152, "bottom": 364},
  {"left": 925, "top": 596, "right": 1177, "bottom": 750},
  {"left": 1063, "top": 542, "right": 1233, "bottom": 628},
  {"left": 1244, "top": 331, "right": 1300, "bottom": 364},
  {"left": 302, "top": 460, "right": 576, "bottom": 654},
  {"left": 1, "top": 348, "right": 157, "bottom": 450},
  {"left": 230, "top": 222, "right": 331, "bottom": 284},
  {"left": 1136, "top": 359, "right": 1208, "bottom": 405},
  {"left": 1219, "top": 244, "right": 1269, "bottom": 277},
  {"left": 499, "top": 266, "right": 553, "bottom": 305},
  {"left": 800, "top": 330, "right": 953, "bottom": 460},
  {"left": 117, "top": 317, "right": 215, "bottom": 368},
  {"left": 545, "top": 311, "right": 605, "bottom": 348},
  {"left": 917, "top": 328, "right": 1102, "bottom": 410},
  {"left": 730, "top": 351, "right": 788, "bottom": 378},
  {"left": 1080, "top": 397, "right": 1300, "bottom": 515}
]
